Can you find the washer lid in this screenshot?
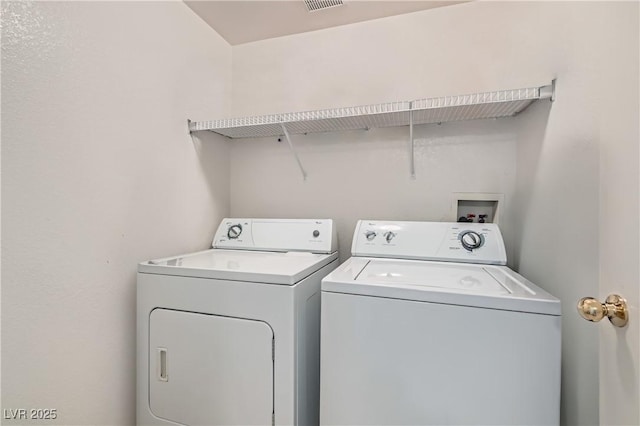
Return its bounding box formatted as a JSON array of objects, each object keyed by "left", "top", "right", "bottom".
[
  {"left": 322, "top": 258, "right": 561, "bottom": 315},
  {"left": 139, "top": 249, "right": 337, "bottom": 285}
]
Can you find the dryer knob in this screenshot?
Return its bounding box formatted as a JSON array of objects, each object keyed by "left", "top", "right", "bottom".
[
  {"left": 460, "top": 231, "right": 483, "bottom": 251},
  {"left": 227, "top": 224, "right": 243, "bottom": 239}
]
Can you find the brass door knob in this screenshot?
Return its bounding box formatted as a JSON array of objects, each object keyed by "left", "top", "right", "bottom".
[{"left": 577, "top": 294, "right": 628, "bottom": 327}]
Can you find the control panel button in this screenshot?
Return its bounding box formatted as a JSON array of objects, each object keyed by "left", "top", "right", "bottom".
[
  {"left": 227, "top": 224, "right": 243, "bottom": 239},
  {"left": 313, "top": 230, "right": 320, "bottom": 238},
  {"left": 459, "top": 230, "right": 483, "bottom": 251}
]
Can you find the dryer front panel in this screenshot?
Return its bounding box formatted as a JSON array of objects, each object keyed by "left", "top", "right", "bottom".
[{"left": 149, "top": 309, "right": 273, "bottom": 425}]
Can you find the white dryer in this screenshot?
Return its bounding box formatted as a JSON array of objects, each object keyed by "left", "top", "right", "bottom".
[
  {"left": 320, "top": 220, "right": 561, "bottom": 425},
  {"left": 137, "top": 218, "right": 338, "bottom": 426}
]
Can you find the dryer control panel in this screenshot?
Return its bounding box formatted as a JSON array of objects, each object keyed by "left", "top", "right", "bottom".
[
  {"left": 352, "top": 220, "right": 506, "bottom": 265},
  {"left": 213, "top": 218, "right": 337, "bottom": 254}
]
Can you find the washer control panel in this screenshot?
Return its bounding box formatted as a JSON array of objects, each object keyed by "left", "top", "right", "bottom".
[
  {"left": 352, "top": 220, "right": 506, "bottom": 265},
  {"left": 213, "top": 218, "right": 337, "bottom": 254}
]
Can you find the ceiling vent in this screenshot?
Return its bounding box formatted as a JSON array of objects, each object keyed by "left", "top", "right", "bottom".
[{"left": 304, "top": 0, "right": 344, "bottom": 12}]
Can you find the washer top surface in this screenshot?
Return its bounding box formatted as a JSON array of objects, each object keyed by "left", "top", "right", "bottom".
[
  {"left": 323, "top": 220, "right": 560, "bottom": 315},
  {"left": 322, "top": 257, "right": 561, "bottom": 315},
  {"left": 356, "top": 259, "right": 510, "bottom": 294},
  {"left": 139, "top": 249, "right": 338, "bottom": 285}
]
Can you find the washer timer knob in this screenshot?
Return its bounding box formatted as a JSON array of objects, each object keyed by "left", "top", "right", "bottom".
[
  {"left": 365, "top": 230, "right": 377, "bottom": 241},
  {"left": 460, "top": 231, "right": 483, "bottom": 251},
  {"left": 383, "top": 231, "right": 396, "bottom": 243},
  {"left": 227, "top": 224, "right": 243, "bottom": 239}
]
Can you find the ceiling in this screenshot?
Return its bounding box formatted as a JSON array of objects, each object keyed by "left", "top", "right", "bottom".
[{"left": 185, "top": 0, "right": 469, "bottom": 46}]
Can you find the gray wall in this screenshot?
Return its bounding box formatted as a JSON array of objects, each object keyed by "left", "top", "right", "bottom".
[{"left": 1, "top": 2, "right": 231, "bottom": 424}]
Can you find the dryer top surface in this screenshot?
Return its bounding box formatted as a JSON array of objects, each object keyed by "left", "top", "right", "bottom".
[{"left": 139, "top": 248, "right": 337, "bottom": 285}]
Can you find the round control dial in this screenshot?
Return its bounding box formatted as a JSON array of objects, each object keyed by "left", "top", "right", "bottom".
[
  {"left": 460, "top": 230, "right": 484, "bottom": 251},
  {"left": 365, "top": 230, "right": 377, "bottom": 241},
  {"left": 383, "top": 231, "right": 396, "bottom": 243},
  {"left": 227, "top": 224, "right": 243, "bottom": 239}
]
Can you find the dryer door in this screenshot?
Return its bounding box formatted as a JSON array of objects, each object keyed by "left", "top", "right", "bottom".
[{"left": 149, "top": 309, "right": 274, "bottom": 425}]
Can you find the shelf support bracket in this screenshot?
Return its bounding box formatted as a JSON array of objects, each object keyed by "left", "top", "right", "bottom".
[
  {"left": 409, "top": 102, "right": 416, "bottom": 180},
  {"left": 280, "top": 123, "right": 308, "bottom": 180},
  {"left": 187, "top": 119, "right": 197, "bottom": 144},
  {"left": 539, "top": 79, "right": 556, "bottom": 102}
]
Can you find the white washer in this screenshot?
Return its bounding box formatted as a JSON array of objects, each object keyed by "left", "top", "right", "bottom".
[
  {"left": 320, "top": 220, "right": 561, "bottom": 426},
  {"left": 137, "top": 218, "right": 338, "bottom": 426}
]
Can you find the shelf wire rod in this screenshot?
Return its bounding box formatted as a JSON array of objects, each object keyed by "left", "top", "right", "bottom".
[
  {"left": 280, "top": 123, "right": 308, "bottom": 180},
  {"left": 409, "top": 102, "right": 416, "bottom": 180}
]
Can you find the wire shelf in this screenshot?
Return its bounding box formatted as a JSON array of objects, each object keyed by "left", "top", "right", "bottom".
[
  {"left": 190, "top": 101, "right": 411, "bottom": 138},
  {"left": 189, "top": 84, "right": 553, "bottom": 139},
  {"left": 411, "top": 87, "right": 541, "bottom": 125}
]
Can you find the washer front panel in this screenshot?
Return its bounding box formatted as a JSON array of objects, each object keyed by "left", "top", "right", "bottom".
[{"left": 320, "top": 291, "right": 561, "bottom": 425}]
